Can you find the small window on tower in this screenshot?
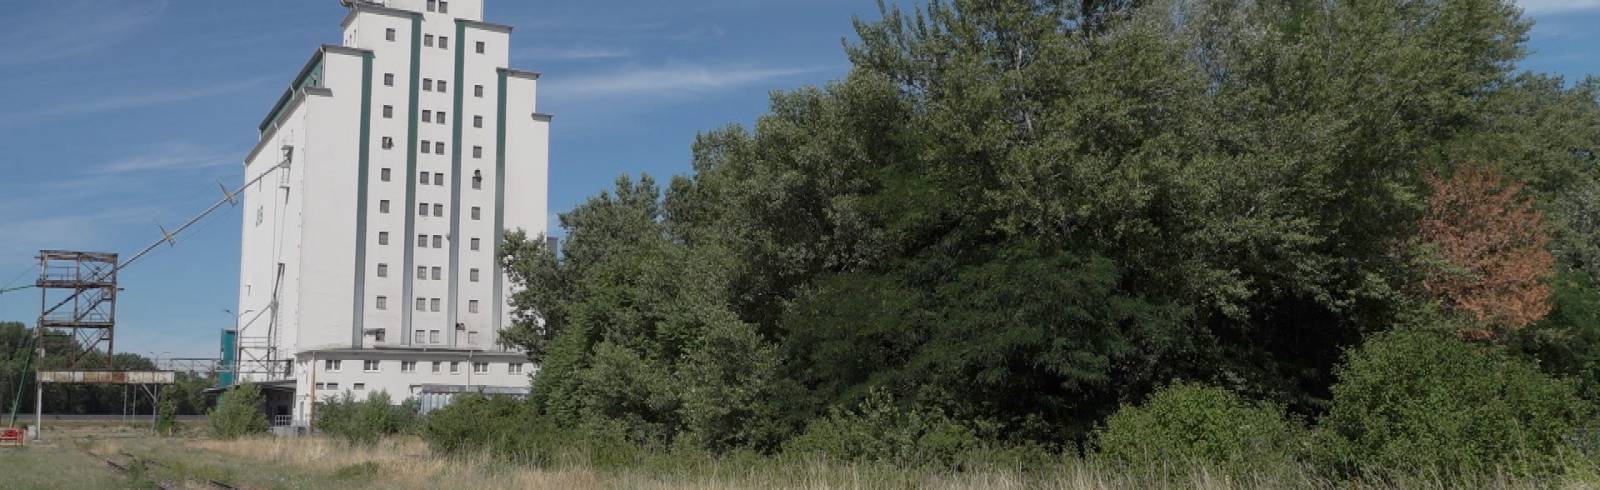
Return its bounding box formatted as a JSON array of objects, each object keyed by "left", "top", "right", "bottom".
[
  {"left": 475, "top": 41, "right": 485, "bottom": 54},
  {"left": 420, "top": 171, "right": 430, "bottom": 185},
  {"left": 379, "top": 200, "right": 390, "bottom": 214},
  {"left": 472, "top": 170, "right": 482, "bottom": 189},
  {"left": 432, "top": 235, "right": 443, "bottom": 248},
  {"left": 386, "top": 28, "right": 396, "bottom": 42},
  {"left": 423, "top": 78, "right": 433, "bottom": 91},
  {"left": 382, "top": 137, "right": 394, "bottom": 149},
  {"left": 379, "top": 232, "right": 390, "bottom": 245},
  {"left": 422, "top": 110, "right": 432, "bottom": 123},
  {"left": 416, "top": 331, "right": 427, "bottom": 344},
  {"left": 471, "top": 206, "right": 481, "bottom": 220},
  {"left": 375, "top": 330, "right": 387, "bottom": 343},
  {"left": 424, "top": 34, "right": 434, "bottom": 48},
  {"left": 440, "top": 1, "right": 449, "bottom": 14},
  {"left": 431, "top": 361, "right": 441, "bottom": 372},
  {"left": 417, "top": 234, "right": 427, "bottom": 247},
  {"left": 376, "top": 295, "right": 388, "bottom": 309},
  {"left": 469, "top": 268, "right": 480, "bottom": 282},
  {"left": 377, "top": 263, "right": 389, "bottom": 277},
  {"left": 473, "top": 115, "right": 483, "bottom": 128},
  {"left": 474, "top": 84, "right": 483, "bottom": 98},
  {"left": 431, "top": 267, "right": 441, "bottom": 280},
  {"left": 472, "top": 146, "right": 482, "bottom": 159},
  {"left": 415, "top": 297, "right": 426, "bottom": 311},
  {"left": 430, "top": 298, "right": 441, "bottom": 312},
  {"left": 418, "top": 203, "right": 428, "bottom": 216},
  {"left": 427, "top": 0, "right": 436, "bottom": 12},
  {"left": 381, "top": 168, "right": 391, "bottom": 181},
  {"left": 437, "top": 111, "right": 446, "bottom": 124},
  {"left": 435, "top": 141, "right": 445, "bottom": 154},
  {"left": 440, "top": 37, "right": 449, "bottom": 50},
  {"left": 383, "top": 105, "right": 393, "bottom": 118},
  {"left": 438, "top": 81, "right": 448, "bottom": 93},
  {"left": 470, "top": 238, "right": 480, "bottom": 251},
  {"left": 384, "top": 73, "right": 394, "bottom": 86},
  {"left": 469, "top": 331, "right": 479, "bottom": 344},
  {"left": 417, "top": 266, "right": 426, "bottom": 280},
  {"left": 448, "top": 360, "right": 458, "bottom": 373},
  {"left": 432, "top": 204, "right": 443, "bottom": 217},
  {"left": 468, "top": 300, "right": 479, "bottom": 313}
]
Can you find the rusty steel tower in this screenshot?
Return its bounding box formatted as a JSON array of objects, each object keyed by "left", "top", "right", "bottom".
[{"left": 36, "top": 251, "right": 119, "bottom": 368}]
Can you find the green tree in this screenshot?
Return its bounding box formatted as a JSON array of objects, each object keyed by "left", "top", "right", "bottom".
[{"left": 208, "top": 382, "right": 268, "bottom": 439}]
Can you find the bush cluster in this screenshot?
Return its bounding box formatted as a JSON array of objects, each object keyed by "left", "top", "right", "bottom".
[
  {"left": 784, "top": 388, "right": 976, "bottom": 468},
  {"left": 314, "top": 391, "right": 419, "bottom": 446},
  {"left": 1093, "top": 383, "right": 1300, "bottom": 477},
  {"left": 207, "top": 382, "right": 268, "bottom": 440}
]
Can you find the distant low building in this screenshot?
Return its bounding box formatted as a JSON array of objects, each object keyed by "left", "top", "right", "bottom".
[{"left": 233, "top": 0, "right": 548, "bottom": 427}]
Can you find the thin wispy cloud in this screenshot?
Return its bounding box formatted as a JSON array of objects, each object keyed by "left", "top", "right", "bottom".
[
  {"left": 0, "top": 77, "right": 270, "bottom": 126},
  {"left": 544, "top": 64, "right": 821, "bottom": 100},
  {"left": 515, "top": 46, "right": 634, "bottom": 61},
  {"left": 92, "top": 142, "right": 234, "bottom": 175},
  {"left": 1518, "top": 0, "right": 1600, "bottom": 13},
  {"left": 0, "top": 1, "right": 167, "bottom": 66}
]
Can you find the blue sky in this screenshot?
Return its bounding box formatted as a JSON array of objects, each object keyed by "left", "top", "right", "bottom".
[{"left": 0, "top": 0, "right": 1597, "bottom": 359}]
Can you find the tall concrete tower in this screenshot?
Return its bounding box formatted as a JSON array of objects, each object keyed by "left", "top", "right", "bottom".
[{"left": 235, "top": 0, "right": 547, "bottom": 426}]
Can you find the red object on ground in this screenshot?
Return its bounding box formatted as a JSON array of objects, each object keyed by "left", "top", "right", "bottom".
[{"left": 0, "top": 427, "right": 22, "bottom": 446}]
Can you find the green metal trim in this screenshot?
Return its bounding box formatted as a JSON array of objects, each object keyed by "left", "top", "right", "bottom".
[
  {"left": 493, "top": 69, "right": 507, "bottom": 335},
  {"left": 352, "top": 51, "right": 375, "bottom": 347},
  {"left": 259, "top": 49, "right": 328, "bottom": 133},
  {"left": 401, "top": 13, "right": 422, "bottom": 346},
  {"left": 447, "top": 19, "right": 466, "bottom": 346}
]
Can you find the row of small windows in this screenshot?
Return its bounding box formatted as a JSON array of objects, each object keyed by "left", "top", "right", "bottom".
[
  {"left": 426, "top": 0, "right": 450, "bottom": 14},
  {"left": 423, "top": 78, "right": 447, "bottom": 93},
  {"left": 419, "top": 202, "right": 444, "bottom": 217},
  {"left": 317, "top": 360, "right": 524, "bottom": 376},
  {"left": 372, "top": 231, "right": 477, "bottom": 250},
  {"left": 420, "top": 140, "right": 445, "bottom": 155},
  {"left": 373, "top": 263, "right": 481, "bottom": 281}
]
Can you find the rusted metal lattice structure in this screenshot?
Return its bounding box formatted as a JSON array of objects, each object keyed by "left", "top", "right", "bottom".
[{"left": 36, "top": 251, "right": 119, "bottom": 368}]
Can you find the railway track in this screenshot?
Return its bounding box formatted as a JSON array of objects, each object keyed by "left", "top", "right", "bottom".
[{"left": 76, "top": 442, "right": 238, "bottom": 489}]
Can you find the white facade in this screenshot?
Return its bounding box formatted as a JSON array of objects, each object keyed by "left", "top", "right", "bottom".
[{"left": 236, "top": 0, "right": 547, "bottom": 425}]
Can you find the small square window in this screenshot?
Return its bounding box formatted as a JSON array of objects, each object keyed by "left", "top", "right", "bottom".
[
  {"left": 423, "top": 78, "right": 433, "bottom": 91},
  {"left": 471, "top": 206, "right": 481, "bottom": 220},
  {"left": 418, "top": 203, "right": 428, "bottom": 216},
  {"left": 472, "top": 146, "right": 482, "bottom": 159},
  {"left": 431, "top": 361, "right": 441, "bottom": 372},
  {"left": 431, "top": 298, "right": 441, "bottom": 312},
  {"left": 427, "top": 0, "right": 437, "bottom": 11},
  {"left": 383, "top": 73, "right": 394, "bottom": 86},
  {"left": 379, "top": 232, "right": 390, "bottom": 245},
  {"left": 432, "top": 235, "right": 443, "bottom": 248},
  {"left": 402, "top": 361, "right": 416, "bottom": 373},
  {"left": 468, "top": 300, "right": 479, "bottom": 313},
  {"left": 474, "top": 85, "right": 483, "bottom": 98},
  {"left": 475, "top": 41, "right": 485, "bottom": 54},
  {"left": 433, "top": 203, "right": 443, "bottom": 217},
  {"left": 449, "top": 361, "right": 459, "bottom": 373},
  {"left": 420, "top": 171, "right": 430, "bottom": 185},
  {"left": 364, "top": 360, "right": 380, "bottom": 372},
  {"left": 473, "top": 115, "right": 483, "bottom": 128},
  {"left": 383, "top": 105, "right": 393, "bottom": 118},
  {"left": 470, "top": 238, "right": 480, "bottom": 251},
  {"left": 382, "top": 137, "right": 394, "bottom": 149},
  {"left": 438, "top": 81, "right": 448, "bottom": 93},
  {"left": 432, "top": 330, "right": 443, "bottom": 344},
  {"left": 415, "top": 297, "right": 426, "bottom": 311},
  {"left": 379, "top": 200, "right": 390, "bottom": 213},
  {"left": 381, "top": 168, "right": 391, "bottom": 181},
  {"left": 385, "top": 28, "right": 396, "bottom": 42},
  {"left": 424, "top": 34, "right": 434, "bottom": 47},
  {"left": 440, "top": 1, "right": 449, "bottom": 14},
  {"left": 431, "top": 266, "right": 441, "bottom": 280},
  {"left": 434, "top": 174, "right": 444, "bottom": 186},
  {"left": 435, "top": 141, "right": 445, "bottom": 154},
  {"left": 440, "top": 36, "right": 449, "bottom": 50},
  {"left": 417, "top": 234, "right": 427, "bottom": 247},
  {"left": 422, "top": 110, "right": 432, "bottom": 123},
  {"left": 472, "top": 170, "right": 482, "bottom": 189},
  {"left": 377, "top": 264, "right": 389, "bottom": 277},
  {"left": 437, "top": 111, "right": 446, "bottom": 124},
  {"left": 469, "top": 268, "right": 480, "bottom": 282},
  {"left": 417, "top": 266, "right": 427, "bottom": 280},
  {"left": 415, "top": 331, "right": 426, "bottom": 344}
]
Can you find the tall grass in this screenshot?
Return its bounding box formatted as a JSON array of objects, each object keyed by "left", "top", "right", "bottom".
[{"left": 176, "top": 435, "right": 1600, "bottom": 489}]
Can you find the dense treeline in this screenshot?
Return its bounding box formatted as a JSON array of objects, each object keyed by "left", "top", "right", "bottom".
[
  {"left": 0, "top": 321, "right": 216, "bottom": 417},
  {"left": 460, "top": 0, "right": 1595, "bottom": 479}
]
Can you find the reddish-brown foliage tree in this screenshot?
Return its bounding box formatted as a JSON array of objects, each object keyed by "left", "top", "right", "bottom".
[{"left": 1420, "top": 164, "right": 1555, "bottom": 339}]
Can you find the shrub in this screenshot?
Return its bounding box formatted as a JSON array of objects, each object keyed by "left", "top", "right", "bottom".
[
  {"left": 155, "top": 392, "right": 178, "bottom": 436},
  {"left": 207, "top": 382, "right": 268, "bottom": 439},
  {"left": 1318, "top": 329, "right": 1594, "bottom": 478},
  {"left": 420, "top": 394, "right": 533, "bottom": 456},
  {"left": 314, "top": 391, "right": 414, "bottom": 446},
  {"left": 784, "top": 388, "right": 976, "bottom": 467},
  {"left": 1093, "top": 383, "right": 1300, "bottom": 477}
]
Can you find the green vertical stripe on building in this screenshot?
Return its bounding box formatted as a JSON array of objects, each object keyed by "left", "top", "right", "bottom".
[
  {"left": 493, "top": 69, "right": 508, "bottom": 335},
  {"left": 446, "top": 19, "right": 467, "bottom": 346},
  {"left": 352, "top": 50, "right": 375, "bottom": 348},
  {"left": 401, "top": 13, "right": 423, "bottom": 346}
]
